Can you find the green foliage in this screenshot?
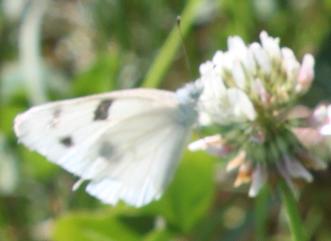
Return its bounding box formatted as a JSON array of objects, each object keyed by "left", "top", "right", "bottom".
[
  {"left": 54, "top": 208, "right": 144, "bottom": 241},
  {"left": 52, "top": 152, "right": 216, "bottom": 241},
  {"left": 73, "top": 51, "right": 121, "bottom": 95},
  {"left": 146, "top": 152, "right": 216, "bottom": 232},
  {"left": 20, "top": 147, "right": 58, "bottom": 181},
  {"left": 1, "top": 0, "right": 331, "bottom": 240},
  {"left": 0, "top": 105, "right": 22, "bottom": 137}
]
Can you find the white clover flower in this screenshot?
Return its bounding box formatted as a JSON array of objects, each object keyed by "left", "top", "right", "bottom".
[
  {"left": 192, "top": 31, "right": 327, "bottom": 197},
  {"left": 296, "top": 54, "right": 315, "bottom": 92},
  {"left": 198, "top": 31, "right": 315, "bottom": 120},
  {"left": 188, "top": 135, "right": 232, "bottom": 156}
]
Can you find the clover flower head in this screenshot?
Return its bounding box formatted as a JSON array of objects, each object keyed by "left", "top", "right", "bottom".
[{"left": 191, "top": 31, "right": 327, "bottom": 197}]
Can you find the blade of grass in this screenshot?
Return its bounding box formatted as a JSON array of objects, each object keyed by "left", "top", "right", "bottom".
[{"left": 142, "top": 0, "right": 203, "bottom": 88}]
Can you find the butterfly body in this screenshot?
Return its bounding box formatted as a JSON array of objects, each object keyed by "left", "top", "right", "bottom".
[{"left": 14, "top": 84, "right": 201, "bottom": 207}]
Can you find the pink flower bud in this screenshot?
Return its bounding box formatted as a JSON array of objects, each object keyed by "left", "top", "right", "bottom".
[{"left": 296, "top": 54, "right": 315, "bottom": 92}]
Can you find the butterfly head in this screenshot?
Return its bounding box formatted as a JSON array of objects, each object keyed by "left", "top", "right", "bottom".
[
  {"left": 175, "top": 81, "right": 203, "bottom": 125},
  {"left": 176, "top": 81, "right": 203, "bottom": 106}
]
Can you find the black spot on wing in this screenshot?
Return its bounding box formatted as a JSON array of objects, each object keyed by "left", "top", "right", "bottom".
[
  {"left": 94, "top": 99, "right": 113, "bottom": 121},
  {"left": 99, "top": 141, "right": 115, "bottom": 160},
  {"left": 60, "top": 136, "right": 73, "bottom": 147}
]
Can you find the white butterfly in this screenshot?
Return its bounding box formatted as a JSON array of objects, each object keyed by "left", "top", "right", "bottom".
[{"left": 14, "top": 83, "right": 202, "bottom": 207}]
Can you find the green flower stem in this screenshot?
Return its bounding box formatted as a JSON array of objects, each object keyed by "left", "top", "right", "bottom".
[
  {"left": 255, "top": 186, "right": 269, "bottom": 241},
  {"left": 279, "top": 181, "right": 306, "bottom": 241},
  {"left": 142, "top": 0, "right": 203, "bottom": 88}
]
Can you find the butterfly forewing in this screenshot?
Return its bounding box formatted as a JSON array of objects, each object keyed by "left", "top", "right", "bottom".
[{"left": 14, "top": 89, "right": 177, "bottom": 162}]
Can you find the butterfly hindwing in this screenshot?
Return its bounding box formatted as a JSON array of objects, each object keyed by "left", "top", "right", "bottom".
[{"left": 85, "top": 108, "right": 193, "bottom": 206}]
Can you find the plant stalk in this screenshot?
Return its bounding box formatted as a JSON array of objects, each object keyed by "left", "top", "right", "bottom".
[{"left": 279, "top": 181, "right": 306, "bottom": 241}]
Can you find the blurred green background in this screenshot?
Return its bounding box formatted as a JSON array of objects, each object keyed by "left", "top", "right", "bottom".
[{"left": 1, "top": 0, "right": 331, "bottom": 240}]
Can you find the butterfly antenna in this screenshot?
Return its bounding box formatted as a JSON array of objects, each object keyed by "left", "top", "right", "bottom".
[{"left": 176, "top": 16, "right": 194, "bottom": 79}]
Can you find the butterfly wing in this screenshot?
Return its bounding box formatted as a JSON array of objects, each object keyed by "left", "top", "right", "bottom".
[
  {"left": 85, "top": 108, "right": 193, "bottom": 206},
  {"left": 14, "top": 88, "right": 196, "bottom": 206}
]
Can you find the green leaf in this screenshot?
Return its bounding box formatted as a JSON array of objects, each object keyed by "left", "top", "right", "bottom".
[
  {"left": 53, "top": 208, "right": 146, "bottom": 241},
  {"left": 145, "top": 151, "right": 216, "bottom": 232}
]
